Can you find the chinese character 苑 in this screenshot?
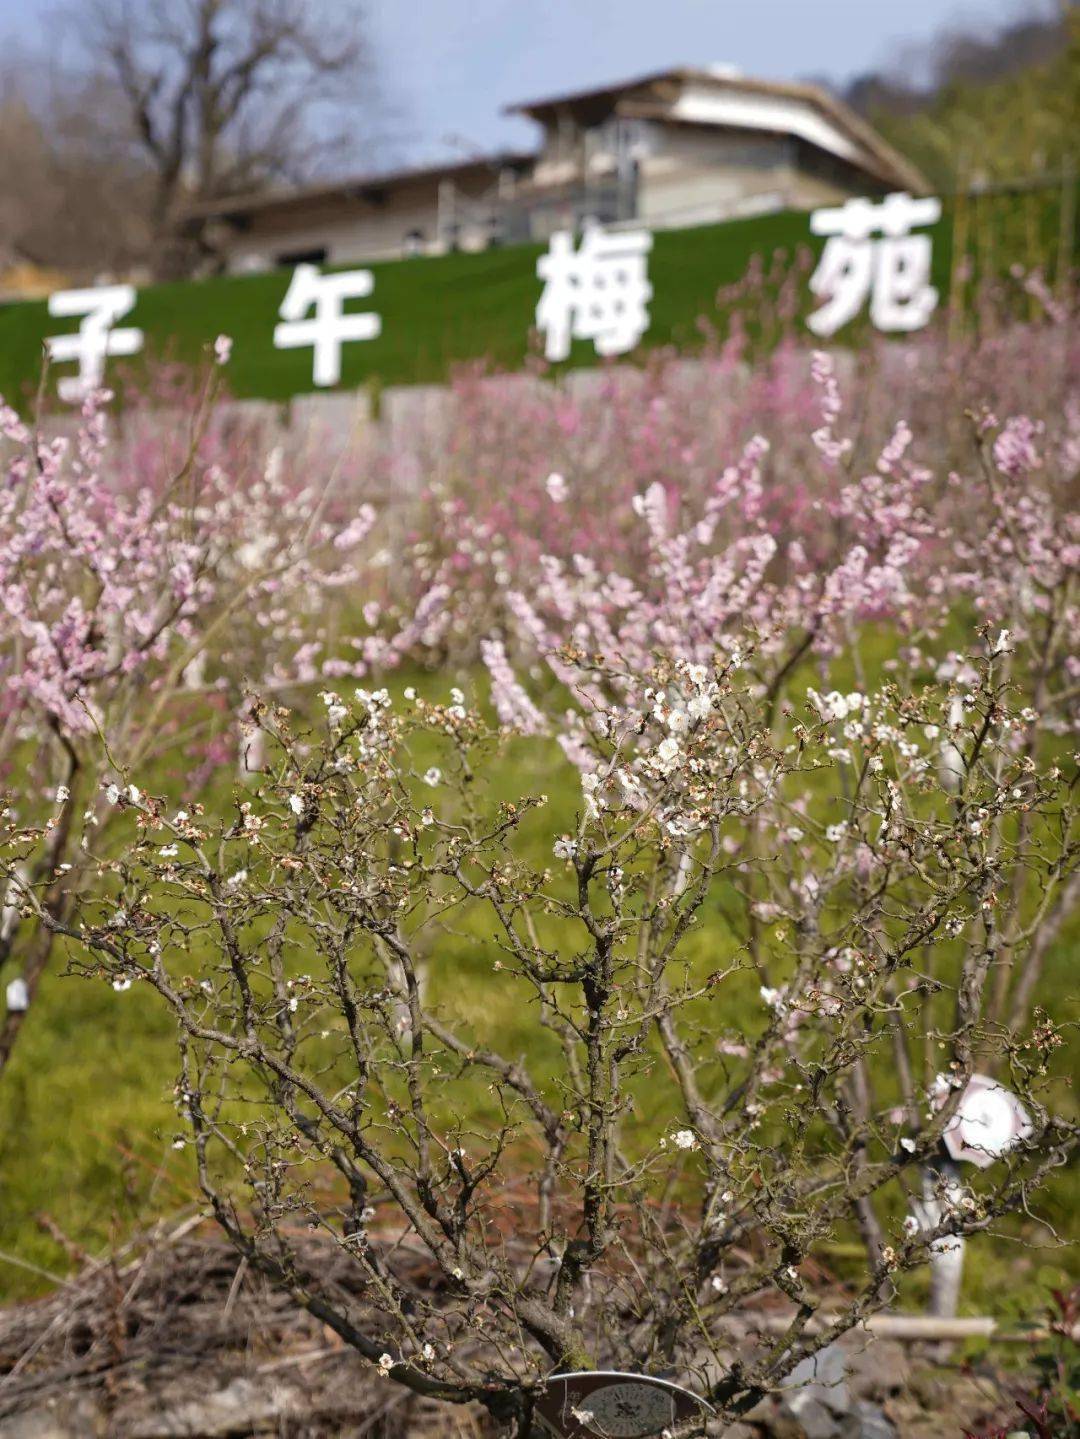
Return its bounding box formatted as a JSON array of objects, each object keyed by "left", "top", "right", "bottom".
[
  {"left": 536, "top": 222, "right": 653, "bottom": 362},
  {"left": 807, "top": 192, "right": 942, "bottom": 337},
  {"left": 46, "top": 284, "right": 144, "bottom": 403},
  {"left": 273, "top": 263, "right": 381, "bottom": 387}
]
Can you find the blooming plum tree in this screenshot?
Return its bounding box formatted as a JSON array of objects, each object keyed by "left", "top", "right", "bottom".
[{"left": 4, "top": 643, "right": 1073, "bottom": 1432}]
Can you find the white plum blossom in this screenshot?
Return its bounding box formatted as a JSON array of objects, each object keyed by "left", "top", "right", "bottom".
[
  {"left": 320, "top": 690, "right": 347, "bottom": 726},
  {"left": 807, "top": 688, "right": 865, "bottom": 723},
  {"left": 423, "top": 767, "right": 442, "bottom": 787},
  {"left": 672, "top": 1129, "right": 698, "bottom": 1151},
  {"left": 581, "top": 771, "right": 603, "bottom": 817},
  {"left": 652, "top": 736, "right": 682, "bottom": 775},
  {"left": 545, "top": 472, "right": 569, "bottom": 503},
  {"left": 615, "top": 768, "right": 646, "bottom": 809},
  {"left": 687, "top": 691, "right": 714, "bottom": 721},
  {"left": 288, "top": 794, "right": 304, "bottom": 816}
]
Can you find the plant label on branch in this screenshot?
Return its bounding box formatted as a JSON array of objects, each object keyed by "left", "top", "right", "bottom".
[
  {"left": 933, "top": 1073, "right": 1033, "bottom": 1169},
  {"left": 5, "top": 977, "right": 29, "bottom": 1013},
  {"left": 535, "top": 1371, "right": 714, "bottom": 1437},
  {"left": 807, "top": 192, "right": 941, "bottom": 337},
  {"left": 536, "top": 223, "right": 653, "bottom": 362},
  {"left": 273, "top": 263, "right": 382, "bottom": 387}
]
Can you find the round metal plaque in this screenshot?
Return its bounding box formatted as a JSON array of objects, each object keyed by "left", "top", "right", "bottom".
[{"left": 535, "top": 1370, "right": 714, "bottom": 1438}]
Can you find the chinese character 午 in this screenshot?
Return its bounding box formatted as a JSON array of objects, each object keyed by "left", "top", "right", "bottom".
[{"left": 274, "top": 264, "right": 381, "bottom": 387}]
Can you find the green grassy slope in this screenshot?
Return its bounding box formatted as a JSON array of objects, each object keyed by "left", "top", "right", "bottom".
[
  {"left": 0, "top": 185, "right": 1074, "bottom": 410},
  {"left": 0, "top": 662, "right": 1075, "bottom": 1319}
]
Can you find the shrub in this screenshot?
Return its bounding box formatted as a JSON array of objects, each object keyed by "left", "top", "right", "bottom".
[{"left": 7, "top": 635, "right": 1074, "bottom": 1431}]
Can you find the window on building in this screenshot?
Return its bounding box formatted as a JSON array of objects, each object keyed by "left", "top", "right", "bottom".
[{"left": 276, "top": 247, "right": 328, "bottom": 268}]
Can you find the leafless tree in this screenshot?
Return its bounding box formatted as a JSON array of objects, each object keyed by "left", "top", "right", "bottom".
[
  {"left": 80, "top": 0, "right": 375, "bottom": 275},
  {"left": 0, "top": 63, "right": 153, "bottom": 282}
]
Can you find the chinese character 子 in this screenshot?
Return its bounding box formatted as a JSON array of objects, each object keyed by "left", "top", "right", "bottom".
[
  {"left": 807, "top": 192, "right": 942, "bottom": 338},
  {"left": 536, "top": 222, "right": 653, "bottom": 362},
  {"left": 273, "top": 263, "right": 382, "bottom": 387},
  {"left": 46, "top": 285, "right": 144, "bottom": 403}
]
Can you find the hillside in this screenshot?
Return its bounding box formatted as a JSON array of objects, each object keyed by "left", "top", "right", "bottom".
[{"left": 0, "top": 183, "right": 1074, "bottom": 410}]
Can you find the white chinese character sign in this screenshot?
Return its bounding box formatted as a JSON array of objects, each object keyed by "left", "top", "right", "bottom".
[
  {"left": 46, "top": 285, "right": 144, "bottom": 403},
  {"left": 273, "top": 263, "right": 381, "bottom": 387},
  {"left": 807, "top": 191, "right": 942, "bottom": 337},
  {"left": 536, "top": 222, "right": 653, "bottom": 362},
  {"left": 30, "top": 198, "right": 951, "bottom": 407}
]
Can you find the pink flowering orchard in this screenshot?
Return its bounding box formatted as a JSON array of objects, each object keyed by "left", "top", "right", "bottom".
[
  {"left": 0, "top": 367, "right": 449, "bottom": 1075},
  {"left": 0, "top": 286, "right": 1076, "bottom": 1433}
]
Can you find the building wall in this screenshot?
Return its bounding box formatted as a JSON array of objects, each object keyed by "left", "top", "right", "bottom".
[
  {"left": 669, "top": 84, "right": 865, "bottom": 170},
  {"left": 783, "top": 166, "right": 869, "bottom": 213},
  {"left": 219, "top": 174, "right": 507, "bottom": 273},
  {"left": 215, "top": 119, "right": 889, "bottom": 271},
  {"left": 636, "top": 128, "right": 795, "bottom": 228},
  {"left": 634, "top": 126, "right": 878, "bottom": 229}
]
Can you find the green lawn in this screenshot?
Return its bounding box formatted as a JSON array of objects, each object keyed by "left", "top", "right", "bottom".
[
  {"left": 1, "top": 658, "right": 1076, "bottom": 1322},
  {"left": 0, "top": 183, "right": 1074, "bottom": 411}
]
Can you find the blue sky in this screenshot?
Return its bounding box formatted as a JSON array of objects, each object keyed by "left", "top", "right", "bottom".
[{"left": 0, "top": 0, "right": 1045, "bottom": 167}]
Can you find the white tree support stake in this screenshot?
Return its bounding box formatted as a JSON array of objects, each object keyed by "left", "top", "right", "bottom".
[{"left": 921, "top": 1073, "right": 1033, "bottom": 1317}]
